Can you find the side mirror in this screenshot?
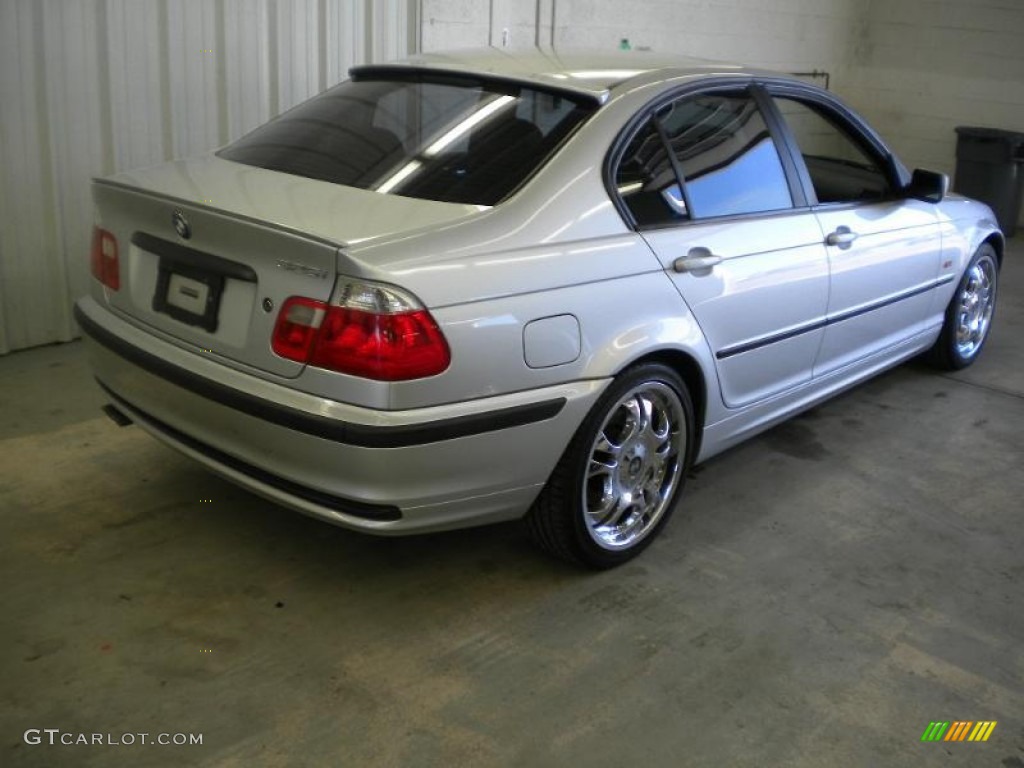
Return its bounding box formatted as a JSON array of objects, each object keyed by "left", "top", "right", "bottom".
[{"left": 906, "top": 168, "right": 949, "bottom": 203}]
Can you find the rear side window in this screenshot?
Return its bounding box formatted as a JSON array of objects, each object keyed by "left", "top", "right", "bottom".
[
  {"left": 219, "top": 77, "right": 594, "bottom": 207},
  {"left": 616, "top": 120, "right": 686, "bottom": 227},
  {"left": 614, "top": 91, "right": 792, "bottom": 227}
]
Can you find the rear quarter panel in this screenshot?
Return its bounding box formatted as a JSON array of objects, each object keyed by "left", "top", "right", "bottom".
[{"left": 381, "top": 240, "right": 713, "bottom": 409}]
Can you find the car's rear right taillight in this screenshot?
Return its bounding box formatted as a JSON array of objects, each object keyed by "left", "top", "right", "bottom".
[
  {"left": 90, "top": 226, "right": 120, "bottom": 291},
  {"left": 271, "top": 279, "right": 451, "bottom": 381}
]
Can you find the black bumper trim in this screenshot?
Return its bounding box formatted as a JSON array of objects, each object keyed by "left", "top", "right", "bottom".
[
  {"left": 74, "top": 303, "right": 566, "bottom": 448},
  {"left": 99, "top": 383, "right": 402, "bottom": 522}
]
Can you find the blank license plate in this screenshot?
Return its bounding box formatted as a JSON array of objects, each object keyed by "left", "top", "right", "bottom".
[
  {"left": 166, "top": 273, "right": 210, "bottom": 315},
  {"left": 152, "top": 259, "right": 225, "bottom": 333}
]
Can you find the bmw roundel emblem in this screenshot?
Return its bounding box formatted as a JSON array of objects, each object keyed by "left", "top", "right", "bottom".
[{"left": 172, "top": 210, "right": 191, "bottom": 240}]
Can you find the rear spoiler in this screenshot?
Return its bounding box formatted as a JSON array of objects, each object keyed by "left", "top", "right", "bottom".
[{"left": 349, "top": 64, "right": 608, "bottom": 106}]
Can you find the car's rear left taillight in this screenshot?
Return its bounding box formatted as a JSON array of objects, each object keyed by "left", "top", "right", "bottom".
[
  {"left": 90, "top": 226, "right": 120, "bottom": 291},
  {"left": 271, "top": 279, "right": 451, "bottom": 381}
]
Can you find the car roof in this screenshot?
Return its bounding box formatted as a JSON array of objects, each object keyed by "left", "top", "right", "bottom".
[{"left": 350, "top": 47, "right": 783, "bottom": 104}]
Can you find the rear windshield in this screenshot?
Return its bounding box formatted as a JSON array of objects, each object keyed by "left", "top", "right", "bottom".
[{"left": 218, "top": 74, "right": 595, "bottom": 206}]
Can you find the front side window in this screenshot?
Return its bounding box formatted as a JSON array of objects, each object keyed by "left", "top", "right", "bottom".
[
  {"left": 614, "top": 91, "right": 793, "bottom": 227},
  {"left": 772, "top": 97, "right": 893, "bottom": 204},
  {"left": 219, "top": 77, "right": 594, "bottom": 207}
]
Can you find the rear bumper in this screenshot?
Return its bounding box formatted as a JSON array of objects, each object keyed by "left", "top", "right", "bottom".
[{"left": 74, "top": 297, "right": 607, "bottom": 534}]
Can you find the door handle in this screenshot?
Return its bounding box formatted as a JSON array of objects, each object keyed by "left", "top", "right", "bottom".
[
  {"left": 826, "top": 226, "right": 859, "bottom": 248},
  {"left": 673, "top": 247, "right": 722, "bottom": 273}
]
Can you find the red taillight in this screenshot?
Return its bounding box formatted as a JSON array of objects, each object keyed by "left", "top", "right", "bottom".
[
  {"left": 271, "top": 281, "right": 451, "bottom": 381},
  {"left": 271, "top": 297, "right": 326, "bottom": 363},
  {"left": 311, "top": 307, "right": 450, "bottom": 381},
  {"left": 90, "top": 226, "right": 120, "bottom": 291}
]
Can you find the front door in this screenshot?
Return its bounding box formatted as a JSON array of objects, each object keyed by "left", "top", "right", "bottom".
[{"left": 767, "top": 94, "right": 943, "bottom": 377}]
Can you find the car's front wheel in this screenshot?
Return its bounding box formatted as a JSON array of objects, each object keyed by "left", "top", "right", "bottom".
[
  {"left": 527, "top": 363, "right": 694, "bottom": 568},
  {"left": 927, "top": 243, "right": 999, "bottom": 370}
]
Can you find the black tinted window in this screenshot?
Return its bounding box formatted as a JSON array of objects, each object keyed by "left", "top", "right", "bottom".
[
  {"left": 219, "top": 77, "right": 594, "bottom": 206},
  {"left": 658, "top": 93, "right": 793, "bottom": 218},
  {"left": 615, "top": 119, "right": 686, "bottom": 227},
  {"left": 773, "top": 98, "right": 893, "bottom": 203}
]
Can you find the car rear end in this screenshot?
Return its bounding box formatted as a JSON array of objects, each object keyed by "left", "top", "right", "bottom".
[{"left": 75, "top": 68, "right": 604, "bottom": 534}]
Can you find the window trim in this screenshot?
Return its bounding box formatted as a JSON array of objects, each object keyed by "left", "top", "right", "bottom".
[
  {"left": 604, "top": 79, "right": 809, "bottom": 231},
  {"left": 651, "top": 106, "right": 695, "bottom": 219}
]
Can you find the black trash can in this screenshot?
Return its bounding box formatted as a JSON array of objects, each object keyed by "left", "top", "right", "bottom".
[{"left": 954, "top": 126, "right": 1024, "bottom": 236}]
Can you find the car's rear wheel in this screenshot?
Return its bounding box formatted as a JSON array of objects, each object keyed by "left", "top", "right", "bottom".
[
  {"left": 926, "top": 244, "right": 999, "bottom": 370},
  {"left": 527, "top": 363, "right": 694, "bottom": 568}
]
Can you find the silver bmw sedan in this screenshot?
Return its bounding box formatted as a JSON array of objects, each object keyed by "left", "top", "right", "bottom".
[{"left": 75, "top": 48, "right": 1003, "bottom": 567}]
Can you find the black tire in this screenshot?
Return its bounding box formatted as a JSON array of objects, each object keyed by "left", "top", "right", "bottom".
[
  {"left": 526, "top": 363, "right": 695, "bottom": 569},
  {"left": 926, "top": 244, "right": 999, "bottom": 370}
]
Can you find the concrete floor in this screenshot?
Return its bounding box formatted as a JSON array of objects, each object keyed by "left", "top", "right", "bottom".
[{"left": 2, "top": 244, "right": 1023, "bottom": 768}]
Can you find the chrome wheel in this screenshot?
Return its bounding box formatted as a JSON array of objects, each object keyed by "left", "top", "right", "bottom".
[
  {"left": 954, "top": 255, "right": 997, "bottom": 359},
  {"left": 583, "top": 381, "right": 685, "bottom": 551}
]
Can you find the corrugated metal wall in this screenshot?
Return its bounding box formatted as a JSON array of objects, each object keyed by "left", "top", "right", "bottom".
[{"left": 0, "top": 0, "right": 416, "bottom": 354}]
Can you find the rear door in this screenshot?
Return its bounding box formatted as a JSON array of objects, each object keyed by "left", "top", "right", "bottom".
[
  {"left": 764, "top": 90, "right": 943, "bottom": 377},
  {"left": 616, "top": 88, "right": 830, "bottom": 409}
]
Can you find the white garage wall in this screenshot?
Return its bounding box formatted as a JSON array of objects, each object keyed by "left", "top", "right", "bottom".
[
  {"left": 422, "top": 0, "right": 866, "bottom": 85},
  {"left": 845, "top": 0, "right": 1024, "bottom": 188},
  {"left": 0, "top": 0, "right": 416, "bottom": 355}
]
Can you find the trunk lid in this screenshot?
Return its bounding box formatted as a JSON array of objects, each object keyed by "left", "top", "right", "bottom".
[{"left": 93, "top": 155, "right": 480, "bottom": 379}]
